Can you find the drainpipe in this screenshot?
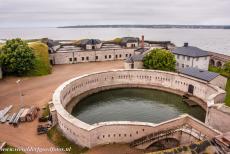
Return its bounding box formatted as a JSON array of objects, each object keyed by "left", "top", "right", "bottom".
[{"left": 192, "top": 57, "right": 194, "bottom": 67}]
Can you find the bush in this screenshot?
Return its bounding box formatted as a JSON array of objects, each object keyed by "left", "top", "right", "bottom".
[
  {"left": 143, "top": 49, "right": 176, "bottom": 71},
  {"left": 27, "top": 42, "right": 52, "bottom": 76},
  {"left": 0, "top": 38, "right": 35, "bottom": 76},
  {"left": 223, "top": 61, "right": 230, "bottom": 74}
]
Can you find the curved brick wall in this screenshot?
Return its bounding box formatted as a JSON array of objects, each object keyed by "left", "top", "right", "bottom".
[{"left": 52, "top": 69, "right": 225, "bottom": 148}]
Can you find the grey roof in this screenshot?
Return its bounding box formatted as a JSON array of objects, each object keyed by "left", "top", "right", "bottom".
[
  {"left": 125, "top": 54, "right": 144, "bottom": 63},
  {"left": 172, "top": 46, "right": 209, "bottom": 57},
  {"left": 121, "top": 37, "right": 139, "bottom": 44},
  {"left": 135, "top": 48, "right": 149, "bottom": 53},
  {"left": 80, "top": 39, "right": 101, "bottom": 45},
  {"left": 47, "top": 39, "right": 60, "bottom": 47},
  {"left": 179, "top": 67, "right": 219, "bottom": 82}
]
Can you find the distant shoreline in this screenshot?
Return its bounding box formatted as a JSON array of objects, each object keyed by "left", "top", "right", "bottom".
[{"left": 58, "top": 25, "right": 230, "bottom": 29}]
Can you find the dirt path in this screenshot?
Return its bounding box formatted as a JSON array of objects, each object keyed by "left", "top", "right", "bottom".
[{"left": 0, "top": 61, "right": 123, "bottom": 154}]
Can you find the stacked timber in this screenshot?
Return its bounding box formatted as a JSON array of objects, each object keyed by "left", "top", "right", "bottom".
[
  {"left": 20, "top": 108, "right": 30, "bottom": 122},
  {"left": 0, "top": 114, "right": 9, "bottom": 123},
  {"left": 26, "top": 106, "right": 38, "bottom": 122},
  {"left": 0, "top": 105, "right": 13, "bottom": 120},
  {"left": 13, "top": 108, "right": 24, "bottom": 125},
  {"left": 9, "top": 113, "right": 17, "bottom": 124}
]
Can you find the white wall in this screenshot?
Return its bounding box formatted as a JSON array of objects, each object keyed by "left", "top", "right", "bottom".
[
  {"left": 206, "top": 104, "right": 230, "bottom": 133},
  {"left": 210, "top": 75, "right": 227, "bottom": 90},
  {"left": 193, "top": 56, "right": 210, "bottom": 70},
  {"left": 175, "top": 55, "right": 210, "bottom": 70},
  {"left": 126, "top": 42, "right": 138, "bottom": 48},
  {"left": 50, "top": 49, "right": 135, "bottom": 64}
]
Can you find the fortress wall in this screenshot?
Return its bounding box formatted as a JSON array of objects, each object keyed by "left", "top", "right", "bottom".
[
  {"left": 52, "top": 69, "right": 224, "bottom": 148},
  {"left": 206, "top": 104, "right": 230, "bottom": 133},
  {"left": 51, "top": 48, "right": 135, "bottom": 64}
]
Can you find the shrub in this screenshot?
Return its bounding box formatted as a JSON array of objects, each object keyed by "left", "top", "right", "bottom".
[
  {"left": 0, "top": 38, "right": 35, "bottom": 76},
  {"left": 143, "top": 49, "right": 176, "bottom": 71}
]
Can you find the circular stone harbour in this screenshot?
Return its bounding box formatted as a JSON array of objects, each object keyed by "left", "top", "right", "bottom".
[{"left": 71, "top": 88, "right": 206, "bottom": 124}]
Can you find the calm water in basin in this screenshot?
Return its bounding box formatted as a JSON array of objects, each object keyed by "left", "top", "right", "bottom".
[{"left": 71, "top": 88, "right": 206, "bottom": 124}]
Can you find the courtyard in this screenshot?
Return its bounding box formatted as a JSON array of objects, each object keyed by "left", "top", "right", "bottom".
[{"left": 0, "top": 61, "right": 125, "bottom": 154}]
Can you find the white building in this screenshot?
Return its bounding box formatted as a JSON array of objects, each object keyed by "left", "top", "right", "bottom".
[
  {"left": 79, "top": 39, "right": 102, "bottom": 50},
  {"left": 120, "top": 37, "right": 139, "bottom": 48},
  {"left": 49, "top": 41, "right": 135, "bottom": 65},
  {"left": 172, "top": 43, "right": 210, "bottom": 70}
]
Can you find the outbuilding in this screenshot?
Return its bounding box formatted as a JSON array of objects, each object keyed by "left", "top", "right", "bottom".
[
  {"left": 120, "top": 37, "right": 139, "bottom": 48},
  {"left": 179, "top": 67, "right": 227, "bottom": 89},
  {"left": 79, "top": 39, "right": 102, "bottom": 50},
  {"left": 124, "top": 54, "right": 144, "bottom": 69}
]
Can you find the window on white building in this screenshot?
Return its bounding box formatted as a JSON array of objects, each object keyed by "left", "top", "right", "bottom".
[
  {"left": 183, "top": 56, "right": 185, "bottom": 60},
  {"left": 205, "top": 57, "right": 207, "bottom": 60},
  {"left": 69, "top": 58, "right": 72, "bottom": 62},
  {"left": 176, "top": 63, "right": 179, "bottom": 66},
  {"left": 177, "top": 55, "right": 180, "bottom": 59},
  {"left": 109, "top": 55, "right": 111, "bottom": 59},
  {"left": 196, "top": 57, "right": 199, "bottom": 61},
  {"left": 105, "top": 55, "right": 107, "bottom": 59},
  {"left": 96, "top": 56, "right": 98, "bottom": 60},
  {"left": 82, "top": 57, "right": 84, "bottom": 61},
  {"left": 187, "top": 57, "right": 190, "bottom": 61},
  {"left": 182, "top": 64, "right": 184, "bottom": 68},
  {"left": 86, "top": 57, "right": 89, "bottom": 60},
  {"left": 186, "top": 65, "right": 189, "bottom": 67}
]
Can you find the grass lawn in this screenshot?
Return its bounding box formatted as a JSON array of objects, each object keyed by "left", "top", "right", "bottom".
[
  {"left": 1, "top": 144, "right": 25, "bottom": 154},
  {"left": 28, "top": 42, "right": 52, "bottom": 76},
  {"left": 209, "top": 65, "right": 230, "bottom": 106},
  {"left": 47, "top": 126, "right": 88, "bottom": 154}
]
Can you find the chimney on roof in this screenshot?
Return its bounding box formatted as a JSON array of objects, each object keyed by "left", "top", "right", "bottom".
[
  {"left": 141, "top": 35, "right": 144, "bottom": 48},
  {"left": 184, "top": 43, "right": 188, "bottom": 47}
]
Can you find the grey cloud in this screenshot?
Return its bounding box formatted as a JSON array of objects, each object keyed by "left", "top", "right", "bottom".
[{"left": 0, "top": 0, "right": 229, "bottom": 27}]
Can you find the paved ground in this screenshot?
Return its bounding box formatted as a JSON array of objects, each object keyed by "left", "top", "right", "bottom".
[{"left": 0, "top": 61, "right": 137, "bottom": 154}]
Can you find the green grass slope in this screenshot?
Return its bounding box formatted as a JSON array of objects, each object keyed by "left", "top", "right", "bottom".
[{"left": 28, "top": 42, "right": 52, "bottom": 76}]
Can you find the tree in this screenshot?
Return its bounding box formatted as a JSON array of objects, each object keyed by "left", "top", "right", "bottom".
[
  {"left": 224, "top": 61, "right": 230, "bottom": 73},
  {"left": 1, "top": 38, "right": 35, "bottom": 75},
  {"left": 143, "top": 49, "right": 176, "bottom": 71}
]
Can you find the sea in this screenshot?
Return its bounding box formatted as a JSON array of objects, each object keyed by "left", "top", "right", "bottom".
[{"left": 0, "top": 27, "right": 230, "bottom": 55}]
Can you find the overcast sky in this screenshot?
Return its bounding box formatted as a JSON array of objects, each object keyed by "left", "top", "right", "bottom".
[{"left": 0, "top": 0, "right": 230, "bottom": 27}]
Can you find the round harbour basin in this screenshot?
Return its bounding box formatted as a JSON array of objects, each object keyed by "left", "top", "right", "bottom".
[{"left": 71, "top": 88, "right": 206, "bottom": 124}]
